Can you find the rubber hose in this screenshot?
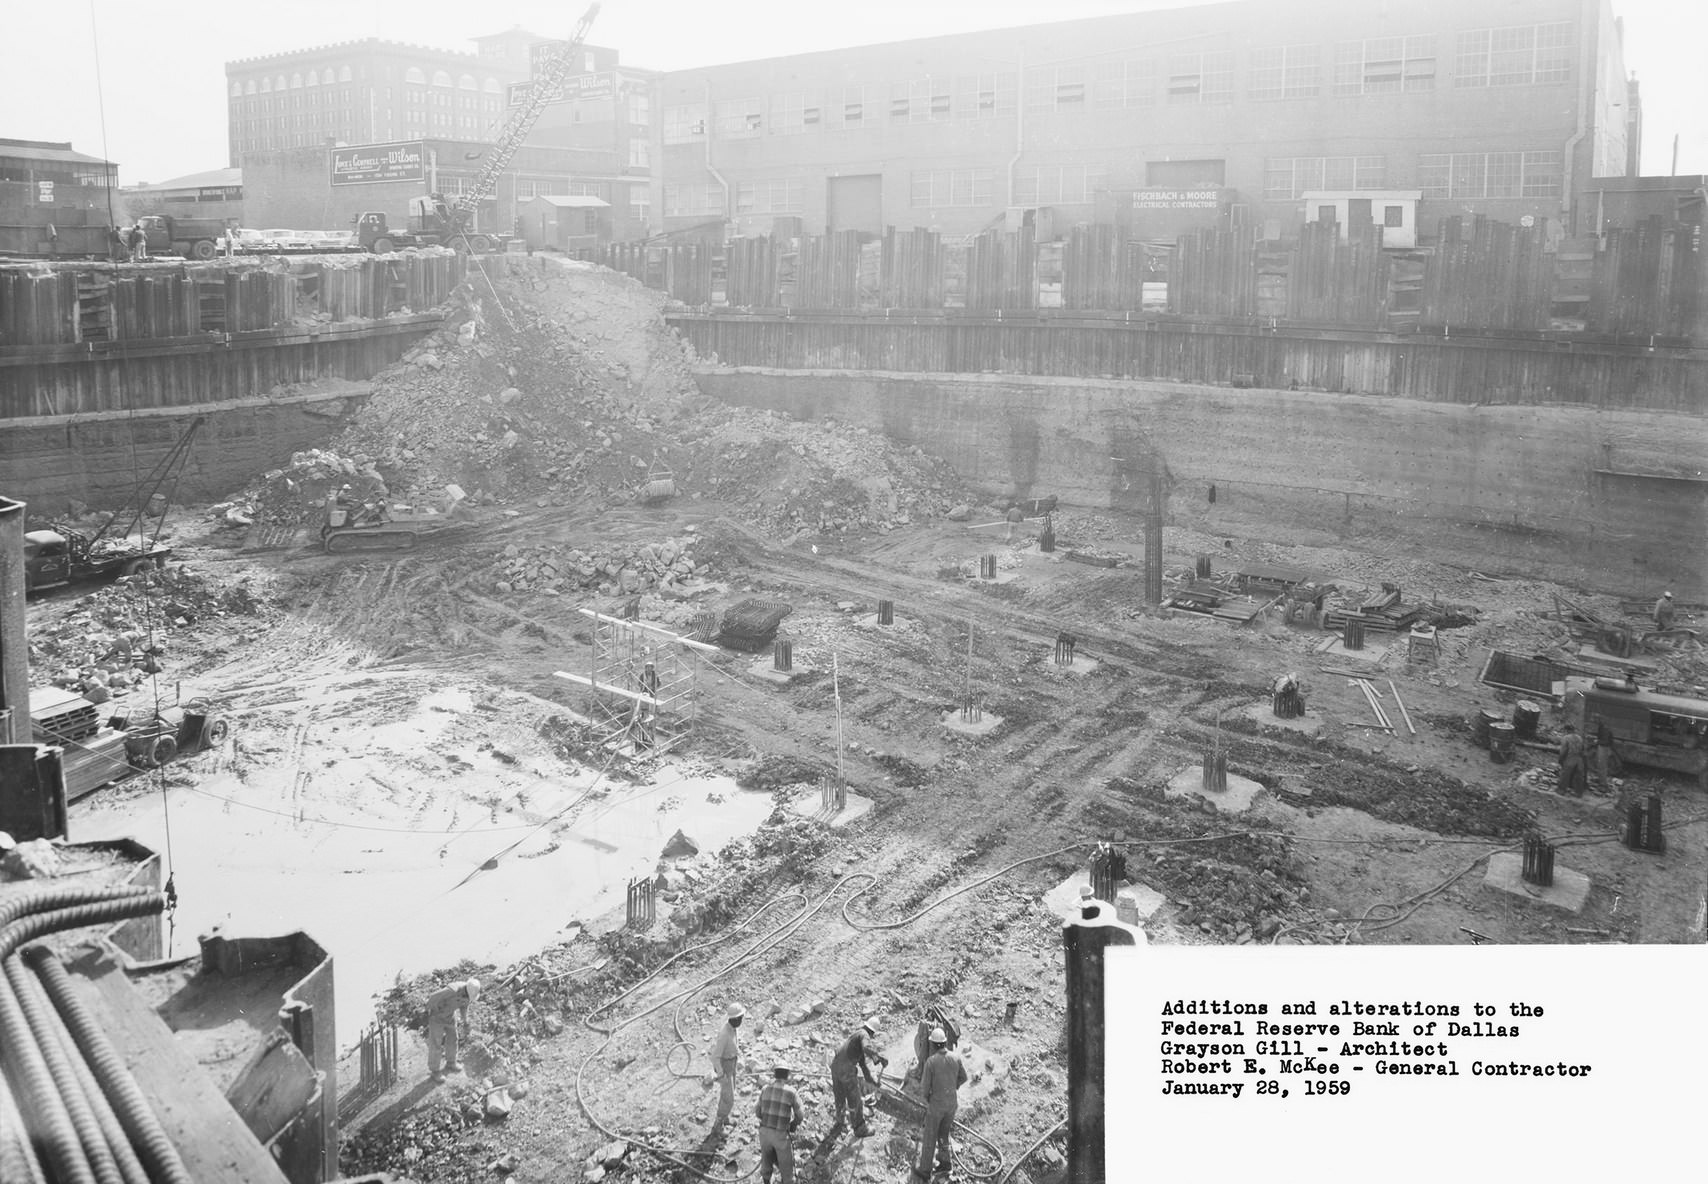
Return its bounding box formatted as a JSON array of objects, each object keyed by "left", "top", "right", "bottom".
[
  {"left": 6, "top": 957, "right": 126, "bottom": 1184},
  {"left": 26, "top": 944, "right": 194, "bottom": 1184},
  {"left": 48, "top": 994, "right": 154, "bottom": 1184},
  {"left": 0, "top": 961, "right": 98, "bottom": 1184},
  {"left": 0, "top": 1061, "right": 47, "bottom": 1184},
  {"left": 0, "top": 894, "right": 166, "bottom": 963}
]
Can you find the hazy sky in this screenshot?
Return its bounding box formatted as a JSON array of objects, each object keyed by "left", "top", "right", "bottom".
[{"left": 3, "top": 0, "right": 1703, "bottom": 184}]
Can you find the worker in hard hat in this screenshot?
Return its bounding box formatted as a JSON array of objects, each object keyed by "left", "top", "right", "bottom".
[
  {"left": 755, "top": 1060, "right": 804, "bottom": 1184},
  {"left": 814, "top": 1018, "right": 888, "bottom": 1159},
  {"left": 708, "top": 1002, "right": 745, "bottom": 1135},
  {"left": 1655, "top": 591, "right": 1676, "bottom": 631},
  {"left": 425, "top": 978, "right": 480, "bottom": 1077},
  {"left": 912, "top": 1027, "right": 967, "bottom": 1180}
]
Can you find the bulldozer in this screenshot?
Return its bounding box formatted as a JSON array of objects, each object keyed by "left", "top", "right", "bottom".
[{"left": 321, "top": 483, "right": 473, "bottom": 553}]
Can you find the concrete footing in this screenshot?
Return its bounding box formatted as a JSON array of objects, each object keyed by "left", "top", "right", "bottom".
[
  {"left": 1164, "top": 766, "right": 1264, "bottom": 813},
  {"left": 1045, "top": 871, "right": 1165, "bottom": 927},
  {"left": 1044, "top": 649, "right": 1100, "bottom": 675},
  {"left": 1482, "top": 852, "right": 1591, "bottom": 912},
  {"left": 940, "top": 710, "right": 1003, "bottom": 737},
  {"left": 1321, "top": 636, "right": 1392, "bottom": 662},
  {"left": 1234, "top": 699, "right": 1319, "bottom": 734},
  {"left": 856, "top": 613, "right": 913, "bottom": 630},
  {"left": 749, "top": 658, "right": 804, "bottom": 685},
  {"left": 782, "top": 788, "right": 875, "bottom": 827}
]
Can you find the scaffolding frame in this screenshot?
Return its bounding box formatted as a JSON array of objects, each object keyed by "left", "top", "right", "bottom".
[{"left": 554, "top": 609, "right": 716, "bottom": 760}]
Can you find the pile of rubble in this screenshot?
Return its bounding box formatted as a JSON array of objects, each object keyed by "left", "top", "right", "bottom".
[
  {"left": 490, "top": 535, "right": 707, "bottom": 597},
  {"left": 215, "top": 447, "right": 390, "bottom": 529},
  {"left": 27, "top": 565, "right": 267, "bottom": 698}
]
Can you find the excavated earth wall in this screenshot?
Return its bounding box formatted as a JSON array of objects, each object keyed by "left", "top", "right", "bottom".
[{"left": 693, "top": 367, "right": 1708, "bottom": 598}]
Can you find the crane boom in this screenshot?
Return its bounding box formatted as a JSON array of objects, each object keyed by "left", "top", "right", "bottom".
[{"left": 453, "top": 3, "right": 602, "bottom": 221}]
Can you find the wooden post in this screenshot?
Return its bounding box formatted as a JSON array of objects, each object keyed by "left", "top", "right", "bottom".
[{"left": 1064, "top": 908, "right": 1137, "bottom": 1184}]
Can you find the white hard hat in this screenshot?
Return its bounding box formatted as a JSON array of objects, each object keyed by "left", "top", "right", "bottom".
[
  {"left": 862, "top": 1017, "right": 880, "bottom": 1035},
  {"left": 929, "top": 1027, "right": 947, "bottom": 1043},
  {"left": 1664, "top": 591, "right": 1673, "bottom": 598},
  {"left": 1078, "top": 885, "right": 1095, "bottom": 899},
  {"left": 727, "top": 1002, "right": 746, "bottom": 1019},
  {"left": 465, "top": 979, "right": 481, "bottom": 1004},
  {"left": 773, "top": 1059, "right": 792, "bottom": 1075}
]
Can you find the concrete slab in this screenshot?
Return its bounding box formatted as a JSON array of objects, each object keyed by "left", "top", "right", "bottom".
[
  {"left": 1234, "top": 698, "right": 1318, "bottom": 734},
  {"left": 749, "top": 658, "right": 805, "bottom": 686},
  {"left": 1041, "top": 649, "right": 1101, "bottom": 676},
  {"left": 1045, "top": 870, "right": 1165, "bottom": 925},
  {"left": 855, "top": 613, "right": 914, "bottom": 631},
  {"left": 940, "top": 710, "right": 1004, "bottom": 737},
  {"left": 782, "top": 788, "right": 874, "bottom": 828},
  {"left": 1321, "top": 636, "right": 1392, "bottom": 662},
  {"left": 1482, "top": 852, "right": 1590, "bottom": 913},
  {"left": 1164, "top": 766, "right": 1265, "bottom": 814}
]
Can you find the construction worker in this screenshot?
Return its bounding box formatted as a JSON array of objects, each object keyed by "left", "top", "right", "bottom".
[
  {"left": 708, "top": 1002, "right": 745, "bottom": 1135},
  {"left": 1655, "top": 591, "right": 1676, "bottom": 631},
  {"left": 913, "top": 1027, "right": 967, "bottom": 1180},
  {"left": 815, "top": 1018, "right": 887, "bottom": 1159},
  {"left": 1556, "top": 723, "right": 1588, "bottom": 797},
  {"left": 755, "top": 1060, "right": 804, "bottom": 1184},
  {"left": 1004, "top": 503, "right": 1024, "bottom": 542},
  {"left": 424, "top": 978, "right": 480, "bottom": 1077}
]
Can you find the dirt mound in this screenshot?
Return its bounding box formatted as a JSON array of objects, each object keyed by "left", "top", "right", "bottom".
[{"left": 231, "top": 259, "right": 969, "bottom": 539}]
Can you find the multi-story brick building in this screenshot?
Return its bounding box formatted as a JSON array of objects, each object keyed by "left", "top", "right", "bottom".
[{"left": 650, "top": 0, "right": 1639, "bottom": 241}]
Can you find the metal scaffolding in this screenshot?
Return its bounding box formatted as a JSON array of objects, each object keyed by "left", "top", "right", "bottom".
[{"left": 554, "top": 609, "right": 716, "bottom": 760}]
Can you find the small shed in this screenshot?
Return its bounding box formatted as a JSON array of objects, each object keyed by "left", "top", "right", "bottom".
[
  {"left": 1301, "top": 190, "right": 1422, "bottom": 249},
  {"left": 522, "top": 194, "right": 611, "bottom": 254}
]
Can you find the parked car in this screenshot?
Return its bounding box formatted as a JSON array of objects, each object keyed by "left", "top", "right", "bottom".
[{"left": 260, "top": 228, "right": 318, "bottom": 250}]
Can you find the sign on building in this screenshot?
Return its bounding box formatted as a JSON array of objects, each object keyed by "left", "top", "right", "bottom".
[
  {"left": 1131, "top": 189, "right": 1222, "bottom": 210},
  {"left": 331, "top": 141, "right": 426, "bottom": 186},
  {"left": 506, "top": 72, "right": 618, "bottom": 107}
]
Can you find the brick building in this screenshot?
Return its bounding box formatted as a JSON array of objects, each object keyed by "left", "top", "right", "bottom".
[
  {"left": 0, "top": 138, "right": 118, "bottom": 255},
  {"left": 224, "top": 29, "right": 539, "bottom": 162},
  {"left": 650, "top": 0, "right": 1639, "bottom": 241},
  {"left": 120, "top": 166, "right": 244, "bottom": 224}
]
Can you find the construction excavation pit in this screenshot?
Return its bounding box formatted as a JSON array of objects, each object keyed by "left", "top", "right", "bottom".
[{"left": 8, "top": 253, "right": 1704, "bottom": 1184}]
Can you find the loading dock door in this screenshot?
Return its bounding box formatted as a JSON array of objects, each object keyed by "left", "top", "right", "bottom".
[{"left": 827, "top": 175, "right": 882, "bottom": 235}]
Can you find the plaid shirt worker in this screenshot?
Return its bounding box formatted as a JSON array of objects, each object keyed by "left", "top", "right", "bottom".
[{"left": 756, "top": 1079, "right": 803, "bottom": 1130}]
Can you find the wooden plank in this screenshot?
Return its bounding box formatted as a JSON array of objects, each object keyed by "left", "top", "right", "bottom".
[{"left": 61, "top": 945, "right": 292, "bottom": 1184}]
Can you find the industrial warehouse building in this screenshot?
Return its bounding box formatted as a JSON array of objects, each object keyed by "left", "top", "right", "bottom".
[{"left": 650, "top": 0, "right": 1640, "bottom": 242}]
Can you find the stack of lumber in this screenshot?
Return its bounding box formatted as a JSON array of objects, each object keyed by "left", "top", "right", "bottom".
[{"left": 1323, "top": 584, "right": 1423, "bottom": 634}]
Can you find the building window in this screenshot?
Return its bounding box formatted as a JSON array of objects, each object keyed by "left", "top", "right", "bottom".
[
  {"left": 1418, "top": 150, "right": 1562, "bottom": 198},
  {"left": 459, "top": 73, "right": 477, "bottom": 90},
  {"left": 629, "top": 139, "right": 650, "bottom": 169},
  {"left": 663, "top": 103, "right": 706, "bottom": 143},
  {"left": 889, "top": 82, "right": 910, "bottom": 121},
  {"left": 230, "top": 80, "right": 242, "bottom": 97},
  {"left": 839, "top": 86, "right": 867, "bottom": 128},
  {"left": 910, "top": 168, "right": 997, "bottom": 207},
  {"left": 628, "top": 93, "right": 650, "bottom": 125},
  {"left": 1166, "top": 52, "right": 1235, "bottom": 104},
  {"left": 1262, "top": 156, "right": 1387, "bottom": 198},
  {"left": 904, "top": 78, "right": 953, "bottom": 123},
  {"left": 1013, "top": 164, "right": 1107, "bottom": 205},
  {"left": 770, "top": 92, "right": 817, "bottom": 135},
  {"left": 663, "top": 183, "right": 725, "bottom": 217},
  {"left": 630, "top": 183, "right": 651, "bottom": 217},
  {"left": 1093, "top": 58, "right": 1156, "bottom": 108},
  {"left": 306, "top": 68, "right": 319, "bottom": 86},
  {"left": 1456, "top": 23, "right": 1573, "bottom": 87},
  {"left": 405, "top": 67, "right": 425, "bottom": 85},
  {"left": 290, "top": 72, "right": 302, "bottom": 88},
  {"left": 340, "top": 66, "right": 353, "bottom": 83},
  {"left": 736, "top": 178, "right": 803, "bottom": 214},
  {"left": 432, "top": 69, "right": 452, "bottom": 87},
  {"left": 1333, "top": 35, "right": 1437, "bottom": 94},
  {"left": 714, "top": 98, "right": 763, "bottom": 137},
  {"left": 951, "top": 71, "right": 1016, "bottom": 120},
  {"left": 1249, "top": 44, "right": 1320, "bottom": 101},
  {"left": 261, "top": 77, "right": 272, "bottom": 93},
  {"left": 1383, "top": 204, "right": 1405, "bottom": 227},
  {"left": 1025, "top": 65, "right": 1089, "bottom": 114}
]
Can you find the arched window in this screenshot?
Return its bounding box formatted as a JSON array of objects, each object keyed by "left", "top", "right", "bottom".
[
  {"left": 306, "top": 68, "right": 318, "bottom": 86},
  {"left": 432, "top": 69, "right": 452, "bottom": 87},
  {"left": 459, "top": 73, "right": 476, "bottom": 90},
  {"left": 246, "top": 79, "right": 257, "bottom": 95},
  {"left": 484, "top": 77, "right": 501, "bottom": 93},
  {"left": 326, "top": 69, "right": 337, "bottom": 85},
  {"left": 261, "top": 77, "right": 272, "bottom": 92},
  {"left": 230, "top": 80, "right": 242, "bottom": 97},
  {"left": 276, "top": 74, "right": 287, "bottom": 90},
  {"left": 405, "top": 66, "right": 425, "bottom": 84},
  {"left": 290, "top": 72, "right": 302, "bottom": 88}
]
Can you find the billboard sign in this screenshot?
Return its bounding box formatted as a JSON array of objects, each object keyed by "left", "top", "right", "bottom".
[
  {"left": 1131, "top": 188, "right": 1222, "bottom": 210},
  {"left": 331, "top": 141, "right": 426, "bottom": 186},
  {"left": 506, "top": 72, "right": 619, "bottom": 107}
]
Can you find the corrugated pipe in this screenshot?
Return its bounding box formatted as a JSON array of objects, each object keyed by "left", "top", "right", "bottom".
[
  {"left": 5, "top": 958, "right": 126, "bottom": 1184},
  {"left": 51, "top": 1005, "right": 153, "bottom": 1184},
  {"left": 26, "top": 943, "right": 194, "bottom": 1184},
  {"left": 0, "top": 1060, "right": 48, "bottom": 1184},
  {"left": 0, "top": 894, "right": 165, "bottom": 964},
  {"left": 0, "top": 957, "right": 97, "bottom": 1184},
  {"left": 0, "top": 884, "right": 158, "bottom": 935}
]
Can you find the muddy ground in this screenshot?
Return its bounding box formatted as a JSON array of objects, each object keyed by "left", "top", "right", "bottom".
[{"left": 33, "top": 259, "right": 1708, "bottom": 1184}]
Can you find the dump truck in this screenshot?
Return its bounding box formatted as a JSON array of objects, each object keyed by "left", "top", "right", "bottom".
[
  {"left": 1565, "top": 677, "right": 1708, "bottom": 789},
  {"left": 353, "top": 195, "right": 509, "bottom": 254},
  {"left": 137, "top": 213, "right": 232, "bottom": 260},
  {"left": 29, "top": 687, "right": 230, "bottom": 802}
]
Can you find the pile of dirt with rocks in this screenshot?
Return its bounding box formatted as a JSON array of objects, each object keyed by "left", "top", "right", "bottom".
[
  {"left": 489, "top": 534, "right": 709, "bottom": 597},
  {"left": 233, "top": 258, "right": 971, "bottom": 539}
]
